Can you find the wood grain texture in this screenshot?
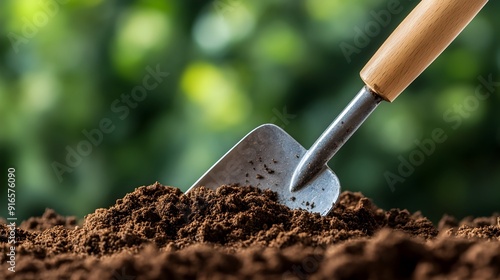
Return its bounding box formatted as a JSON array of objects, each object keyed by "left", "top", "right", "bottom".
[{"left": 360, "top": 0, "right": 488, "bottom": 102}]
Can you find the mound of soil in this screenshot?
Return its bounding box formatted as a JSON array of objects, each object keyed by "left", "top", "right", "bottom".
[{"left": 1, "top": 182, "right": 499, "bottom": 279}]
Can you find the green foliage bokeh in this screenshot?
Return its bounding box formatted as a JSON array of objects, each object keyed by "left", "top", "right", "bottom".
[{"left": 1, "top": 0, "right": 499, "bottom": 222}]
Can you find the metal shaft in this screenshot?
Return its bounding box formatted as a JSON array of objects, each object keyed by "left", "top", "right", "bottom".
[{"left": 290, "top": 86, "right": 382, "bottom": 192}]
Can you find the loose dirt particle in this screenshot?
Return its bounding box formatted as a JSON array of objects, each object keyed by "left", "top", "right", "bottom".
[{"left": 264, "top": 164, "right": 275, "bottom": 174}]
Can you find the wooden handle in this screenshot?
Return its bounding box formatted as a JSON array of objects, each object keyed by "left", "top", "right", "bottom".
[{"left": 360, "top": 0, "right": 487, "bottom": 102}]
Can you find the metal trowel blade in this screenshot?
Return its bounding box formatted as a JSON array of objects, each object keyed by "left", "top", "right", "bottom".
[{"left": 187, "top": 124, "right": 341, "bottom": 216}]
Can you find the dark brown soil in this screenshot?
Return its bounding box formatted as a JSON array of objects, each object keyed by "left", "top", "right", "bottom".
[{"left": 1, "top": 182, "right": 499, "bottom": 279}]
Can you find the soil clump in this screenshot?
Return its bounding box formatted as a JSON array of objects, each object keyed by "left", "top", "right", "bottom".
[{"left": 1, "top": 182, "right": 499, "bottom": 279}]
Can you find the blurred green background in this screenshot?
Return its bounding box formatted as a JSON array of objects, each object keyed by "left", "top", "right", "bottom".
[{"left": 1, "top": 0, "right": 499, "bottom": 223}]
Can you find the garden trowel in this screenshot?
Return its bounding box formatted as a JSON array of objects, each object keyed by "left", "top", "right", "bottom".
[{"left": 188, "top": 0, "right": 487, "bottom": 215}]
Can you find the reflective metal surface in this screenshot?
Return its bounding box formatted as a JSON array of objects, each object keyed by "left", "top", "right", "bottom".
[
  {"left": 290, "top": 86, "right": 382, "bottom": 192},
  {"left": 188, "top": 124, "right": 341, "bottom": 216}
]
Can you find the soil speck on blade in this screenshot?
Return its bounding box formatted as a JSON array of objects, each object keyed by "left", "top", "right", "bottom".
[
  {"left": 1, "top": 182, "right": 499, "bottom": 280},
  {"left": 264, "top": 164, "right": 275, "bottom": 174}
]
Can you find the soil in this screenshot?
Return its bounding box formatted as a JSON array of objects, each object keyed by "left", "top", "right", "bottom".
[{"left": 1, "top": 182, "right": 499, "bottom": 279}]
